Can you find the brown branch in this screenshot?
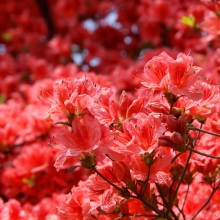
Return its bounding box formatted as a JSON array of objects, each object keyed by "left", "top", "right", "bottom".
[{"left": 35, "top": 0, "right": 56, "bottom": 39}]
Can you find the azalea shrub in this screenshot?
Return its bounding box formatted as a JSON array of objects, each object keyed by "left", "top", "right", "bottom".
[{"left": 0, "top": 0, "right": 220, "bottom": 220}]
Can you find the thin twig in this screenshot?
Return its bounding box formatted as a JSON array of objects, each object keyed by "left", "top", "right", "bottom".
[
  {"left": 188, "top": 124, "right": 220, "bottom": 137},
  {"left": 167, "top": 124, "right": 202, "bottom": 214},
  {"left": 94, "top": 168, "right": 170, "bottom": 219},
  {"left": 140, "top": 165, "right": 151, "bottom": 196},
  {"left": 93, "top": 167, "right": 123, "bottom": 193},
  {"left": 187, "top": 147, "right": 220, "bottom": 159},
  {"left": 191, "top": 187, "right": 218, "bottom": 220},
  {"left": 119, "top": 212, "right": 159, "bottom": 218},
  {"left": 167, "top": 150, "right": 192, "bottom": 213},
  {"left": 181, "top": 184, "right": 190, "bottom": 212},
  {"left": 155, "top": 182, "right": 179, "bottom": 220},
  {"left": 130, "top": 194, "right": 172, "bottom": 220},
  {"left": 176, "top": 204, "right": 186, "bottom": 220}
]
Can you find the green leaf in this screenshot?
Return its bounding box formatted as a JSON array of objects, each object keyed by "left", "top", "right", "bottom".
[
  {"left": 181, "top": 15, "right": 195, "bottom": 28},
  {"left": 1, "top": 33, "right": 12, "bottom": 41},
  {"left": 68, "top": 166, "right": 80, "bottom": 172},
  {"left": 22, "top": 175, "right": 35, "bottom": 187},
  {"left": 140, "top": 41, "right": 154, "bottom": 50},
  {"left": 0, "top": 94, "right": 5, "bottom": 104}
]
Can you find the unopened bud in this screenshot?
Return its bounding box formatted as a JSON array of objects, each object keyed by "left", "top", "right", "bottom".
[
  {"left": 171, "top": 107, "right": 185, "bottom": 118},
  {"left": 126, "top": 180, "right": 137, "bottom": 192},
  {"left": 203, "top": 173, "right": 215, "bottom": 185},
  {"left": 194, "top": 115, "right": 207, "bottom": 124},
  {"left": 164, "top": 91, "right": 179, "bottom": 105},
  {"left": 170, "top": 164, "right": 184, "bottom": 181},
  {"left": 183, "top": 172, "right": 194, "bottom": 185}
]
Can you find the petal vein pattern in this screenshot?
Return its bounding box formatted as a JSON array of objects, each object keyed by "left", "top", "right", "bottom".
[{"left": 53, "top": 114, "right": 102, "bottom": 170}]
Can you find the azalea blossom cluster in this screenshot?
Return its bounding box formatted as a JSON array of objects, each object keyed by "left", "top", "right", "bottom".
[
  {"left": 0, "top": 0, "right": 220, "bottom": 219},
  {"left": 45, "top": 52, "right": 220, "bottom": 219}
]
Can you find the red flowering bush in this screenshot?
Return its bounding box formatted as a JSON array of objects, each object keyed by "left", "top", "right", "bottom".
[{"left": 0, "top": 0, "right": 220, "bottom": 219}]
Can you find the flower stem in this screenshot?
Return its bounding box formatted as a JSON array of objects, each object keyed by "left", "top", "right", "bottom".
[
  {"left": 167, "top": 150, "right": 192, "bottom": 213},
  {"left": 139, "top": 165, "right": 151, "bottom": 196},
  {"left": 167, "top": 124, "right": 202, "bottom": 214},
  {"left": 130, "top": 194, "right": 172, "bottom": 220},
  {"left": 155, "top": 182, "right": 179, "bottom": 220},
  {"left": 93, "top": 167, "right": 123, "bottom": 193},
  {"left": 94, "top": 168, "right": 171, "bottom": 219},
  {"left": 181, "top": 184, "right": 190, "bottom": 213}
]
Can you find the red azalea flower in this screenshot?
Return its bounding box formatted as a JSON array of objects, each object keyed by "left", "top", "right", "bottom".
[
  {"left": 158, "top": 115, "right": 189, "bottom": 152},
  {"left": 53, "top": 114, "right": 104, "bottom": 170}
]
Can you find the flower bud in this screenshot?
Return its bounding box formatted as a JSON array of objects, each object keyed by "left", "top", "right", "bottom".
[
  {"left": 183, "top": 171, "right": 194, "bottom": 185},
  {"left": 141, "top": 151, "right": 156, "bottom": 166},
  {"left": 80, "top": 153, "right": 96, "bottom": 169},
  {"left": 164, "top": 91, "right": 179, "bottom": 105},
  {"left": 170, "top": 164, "right": 184, "bottom": 181},
  {"left": 194, "top": 114, "right": 207, "bottom": 124},
  {"left": 126, "top": 180, "right": 137, "bottom": 193},
  {"left": 171, "top": 107, "right": 185, "bottom": 118},
  {"left": 118, "top": 186, "right": 131, "bottom": 199},
  {"left": 203, "top": 173, "right": 215, "bottom": 185}
]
